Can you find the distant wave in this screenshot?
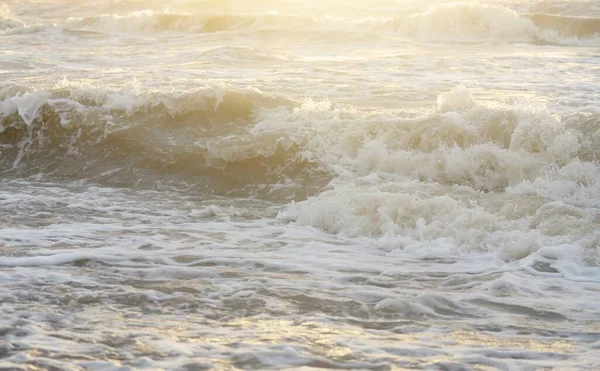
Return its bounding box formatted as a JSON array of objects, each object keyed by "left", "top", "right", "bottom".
[
  {"left": 395, "top": 3, "right": 600, "bottom": 46},
  {"left": 56, "top": 5, "right": 600, "bottom": 47},
  {"left": 528, "top": 13, "right": 600, "bottom": 40},
  {"left": 64, "top": 11, "right": 327, "bottom": 35},
  {"left": 396, "top": 3, "right": 539, "bottom": 43}
]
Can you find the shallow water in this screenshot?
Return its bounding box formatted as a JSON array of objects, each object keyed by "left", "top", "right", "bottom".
[{"left": 1, "top": 0, "right": 600, "bottom": 370}]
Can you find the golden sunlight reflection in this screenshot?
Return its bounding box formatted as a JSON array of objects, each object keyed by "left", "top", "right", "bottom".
[
  {"left": 136, "top": 316, "right": 577, "bottom": 369},
  {"left": 450, "top": 330, "right": 574, "bottom": 353}
]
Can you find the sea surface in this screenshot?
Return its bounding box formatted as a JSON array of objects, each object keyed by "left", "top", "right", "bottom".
[{"left": 1, "top": 0, "right": 600, "bottom": 370}]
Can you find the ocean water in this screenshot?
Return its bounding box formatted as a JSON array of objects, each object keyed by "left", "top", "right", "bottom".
[{"left": 1, "top": 0, "right": 600, "bottom": 369}]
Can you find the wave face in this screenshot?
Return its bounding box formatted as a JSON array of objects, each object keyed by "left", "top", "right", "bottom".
[{"left": 0, "top": 81, "right": 326, "bottom": 197}]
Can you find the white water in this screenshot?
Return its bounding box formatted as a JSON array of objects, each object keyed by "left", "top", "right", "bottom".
[{"left": 1, "top": 0, "right": 600, "bottom": 370}]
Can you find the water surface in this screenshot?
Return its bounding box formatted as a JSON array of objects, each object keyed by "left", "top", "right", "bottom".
[{"left": 1, "top": 0, "right": 600, "bottom": 369}]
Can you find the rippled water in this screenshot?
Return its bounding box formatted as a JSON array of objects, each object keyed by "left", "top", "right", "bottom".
[{"left": 1, "top": 0, "right": 600, "bottom": 370}]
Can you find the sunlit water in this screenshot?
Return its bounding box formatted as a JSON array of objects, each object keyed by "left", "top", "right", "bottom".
[{"left": 1, "top": 0, "right": 600, "bottom": 370}]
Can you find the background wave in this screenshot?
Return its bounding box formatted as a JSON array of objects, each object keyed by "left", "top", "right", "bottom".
[
  {"left": 528, "top": 13, "right": 600, "bottom": 39},
  {"left": 54, "top": 4, "right": 600, "bottom": 46},
  {"left": 396, "top": 3, "right": 600, "bottom": 45},
  {"left": 65, "top": 11, "right": 346, "bottom": 35}
]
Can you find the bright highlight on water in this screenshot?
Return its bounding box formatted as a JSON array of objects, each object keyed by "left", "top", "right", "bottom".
[{"left": 1, "top": 0, "right": 599, "bottom": 370}]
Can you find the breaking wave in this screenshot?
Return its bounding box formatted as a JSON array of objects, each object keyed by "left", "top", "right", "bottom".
[
  {"left": 0, "top": 81, "right": 323, "bottom": 196},
  {"left": 2, "top": 80, "right": 599, "bottom": 259},
  {"left": 2, "top": 81, "right": 599, "bottom": 192}
]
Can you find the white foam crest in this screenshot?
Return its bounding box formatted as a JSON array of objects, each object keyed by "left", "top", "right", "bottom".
[
  {"left": 508, "top": 160, "right": 600, "bottom": 209},
  {"left": 190, "top": 204, "right": 253, "bottom": 219},
  {"left": 265, "top": 88, "right": 600, "bottom": 260},
  {"left": 0, "top": 91, "right": 52, "bottom": 127},
  {"left": 235, "top": 87, "right": 590, "bottom": 191},
  {"left": 280, "top": 176, "right": 599, "bottom": 260},
  {"left": 537, "top": 28, "right": 600, "bottom": 46}
]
